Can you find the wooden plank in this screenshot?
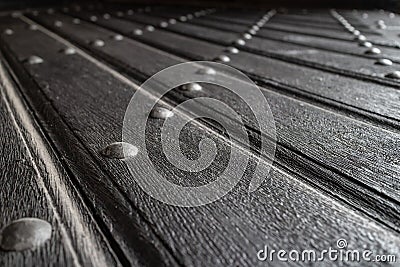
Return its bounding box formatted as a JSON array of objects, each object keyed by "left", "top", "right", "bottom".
[{"left": 1, "top": 11, "right": 400, "bottom": 267}]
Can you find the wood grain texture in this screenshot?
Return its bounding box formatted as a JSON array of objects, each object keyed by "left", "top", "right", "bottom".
[{"left": 0, "top": 5, "right": 399, "bottom": 267}]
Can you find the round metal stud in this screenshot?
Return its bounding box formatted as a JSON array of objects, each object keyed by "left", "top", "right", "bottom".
[
  {"left": 91, "top": 39, "right": 105, "bottom": 47},
  {"left": 127, "top": 9, "right": 134, "bottom": 15},
  {"left": 243, "top": 33, "right": 252, "bottom": 40},
  {"left": 355, "top": 35, "right": 366, "bottom": 41},
  {"left": 385, "top": 71, "right": 400, "bottom": 79},
  {"left": 169, "top": 18, "right": 177, "bottom": 24},
  {"left": 375, "top": 58, "right": 392, "bottom": 66},
  {"left": 146, "top": 25, "right": 155, "bottom": 32},
  {"left": 47, "top": 8, "right": 54, "bottom": 14},
  {"left": 160, "top": 21, "right": 168, "bottom": 28},
  {"left": 150, "top": 107, "right": 174, "bottom": 119},
  {"left": 113, "top": 34, "right": 124, "bottom": 41},
  {"left": 3, "top": 28, "right": 13, "bottom": 35},
  {"left": 103, "top": 13, "right": 111, "bottom": 19},
  {"left": 90, "top": 15, "right": 97, "bottom": 22},
  {"left": 252, "top": 25, "right": 260, "bottom": 31},
  {"left": 72, "top": 18, "right": 81, "bottom": 24},
  {"left": 226, "top": 47, "right": 239, "bottom": 54},
  {"left": 133, "top": 29, "right": 143, "bottom": 35},
  {"left": 365, "top": 47, "right": 381, "bottom": 54},
  {"left": 99, "top": 142, "right": 138, "bottom": 159},
  {"left": 29, "top": 24, "right": 38, "bottom": 31},
  {"left": 179, "top": 16, "right": 187, "bottom": 22},
  {"left": 61, "top": 47, "right": 76, "bottom": 55},
  {"left": 187, "top": 14, "right": 193, "bottom": 19},
  {"left": 236, "top": 39, "right": 246, "bottom": 46},
  {"left": 359, "top": 41, "right": 372, "bottom": 48},
  {"left": 216, "top": 55, "right": 231, "bottom": 63},
  {"left": 180, "top": 83, "right": 202, "bottom": 91},
  {"left": 248, "top": 29, "right": 257, "bottom": 35},
  {"left": 54, "top": 20, "right": 63, "bottom": 27},
  {"left": 26, "top": 55, "right": 44, "bottom": 65},
  {"left": 196, "top": 67, "right": 216, "bottom": 75},
  {"left": 0, "top": 218, "right": 52, "bottom": 251},
  {"left": 116, "top": 11, "right": 124, "bottom": 17}
]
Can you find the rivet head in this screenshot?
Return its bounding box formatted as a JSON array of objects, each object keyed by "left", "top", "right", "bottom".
[
  {"left": 133, "top": 29, "right": 143, "bottom": 35},
  {"left": 385, "top": 71, "right": 400, "bottom": 79},
  {"left": 226, "top": 47, "right": 239, "bottom": 54},
  {"left": 248, "top": 29, "right": 257, "bottom": 35},
  {"left": 150, "top": 107, "right": 174, "bottom": 119},
  {"left": 375, "top": 58, "right": 392, "bottom": 66},
  {"left": 146, "top": 25, "right": 155, "bottom": 32},
  {"left": 169, "top": 18, "right": 177, "bottom": 24},
  {"left": 113, "top": 34, "right": 124, "bottom": 41},
  {"left": 47, "top": 8, "right": 54, "bottom": 14},
  {"left": 378, "top": 24, "right": 387, "bottom": 29},
  {"left": 216, "top": 55, "right": 231, "bottom": 63},
  {"left": 179, "top": 16, "right": 187, "bottom": 21},
  {"left": 60, "top": 47, "right": 76, "bottom": 55},
  {"left": 359, "top": 41, "right": 372, "bottom": 48},
  {"left": 252, "top": 25, "right": 260, "bottom": 31},
  {"left": 91, "top": 39, "right": 105, "bottom": 47},
  {"left": 236, "top": 39, "right": 246, "bottom": 46},
  {"left": 356, "top": 35, "right": 366, "bottom": 41},
  {"left": 127, "top": 9, "right": 134, "bottom": 15},
  {"left": 29, "top": 24, "right": 38, "bottom": 31},
  {"left": 243, "top": 33, "right": 252, "bottom": 40},
  {"left": 103, "top": 13, "right": 111, "bottom": 19},
  {"left": 90, "top": 16, "right": 97, "bottom": 22},
  {"left": 3, "top": 28, "right": 13, "bottom": 35},
  {"left": 116, "top": 11, "right": 124, "bottom": 17},
  {"left": 180, "top": 82, "right": 202, "bottom": 91},
  {"left": 256, "top": 22, "right": 264, "bottom": 27},
  {"left": 72, "top": 18, "right": 81, "bottom": 24},
  {"left": 187, "top": 14, "right": 194, "bottom": 19},
  {"left": 196, "top": 67, "right": 216, "bottom": 75},
  {"left": 54, "top": 20, "right": 63, "bottom": 27},
  {"left": 99, "top": 142, "right": 138, "bottom": 159},
  {"left": 365, "top": 47, "right": 381, "bottom": 54},
  {"left": 0, "top": 218, "right": 52, "bottom": 251},
  {"left": 160, "top": 21, "right": 168, "bottom": 28},
  {"left": 353, "top": 30, "right": 360, "bottom": 36},
  {"left": 32, "top": 10, "right": 39, "bottom": 16},
  {"left": 25, "top": 55, "right": 44, "bottom": 65}
]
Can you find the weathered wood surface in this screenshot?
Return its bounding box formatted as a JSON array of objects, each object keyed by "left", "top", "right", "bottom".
[{"left": 0, "top": 5, "right": 399, "bottom": 267}]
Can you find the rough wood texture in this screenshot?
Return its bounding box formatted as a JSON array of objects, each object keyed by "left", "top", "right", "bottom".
[{"left": 0, "top": 5, "right": 399, "bottom": 267}]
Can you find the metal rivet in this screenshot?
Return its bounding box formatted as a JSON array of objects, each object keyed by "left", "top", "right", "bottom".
[
  {"left": 376, "top": 20, "right": 385, "bottom": 25},
  {"left": 378, "top": 24, "right": 387, "bottom": 29},
  {"left": 0, "top": 218, "right": 52, "bottom": 251},
  {"left": 252, "top": 25, "right": 260, "bottom": 31},
  {"left": 150, "top": 107, "right": 174, "bottom": 119},
  {"left": 179, "top": 16, "right": 187, "bottom": 22},
  {"left": 133, "top": 29, "right": 143, "bottom": 35},
  {"left": 160, "top": 21, "right": 168, "bottom": 28},
  {"left": 72, "top": 18, "right": 80, "bottom": 24},
  {"left": 61, "top": 47, "right": 76, "bottom": 55},
  {"left": 187, "top": 14, "right": 193, "bottom": 19},
  {"left": 32, "top": 10, "right": 39, "bottom": 16},
  {"left": 99, "top": 142, "right": 138, "bottom": 159},
  {"left": 196, "top": 67, "right": 216, "bottom": 75},
  {"left": 3, "top": 28, "right": 13, "bottom": 35},
  {"left": 256, "top": 22, "right": 264, "bottom": 27},
  {"left": 365, "top": 47, "right": 381, "bottom": 54},
  {"left": 243, "top": 33, "right": 252, "bottom": 40},
  {"left": 353, "top": 30, "right": 360, "bottom": 36},
  {"left": 90, "top": 16, "right": 97, "bottom": 22},
  {"left": 11, "top": 11, "right": 21, "bottom": 18},
  {"left": 248, "top": 29, "right": 257, "bottom": 35},
  {"left": 29, "top": 24, "right": 38, "bottom": 31},
  {"left": 117, "top": 11, "right": 124, "bottom": 17},
  {"left": 216, "top": 55, "right": 231, "bottom": 63},
  {"left": 169, "top": 18, "right": 177, "bottom": 24},
  {"left": 375, "top": 58, "right": 392, "bottom": 66},
  {"left": 25, "top": 55, "right": 43, "bottom": 65},
  {"left": 127, "top": 9, "right": 134, "bottom": 15},
  {"left": 359, "top": 41, "right": 372, "bottom": 48},
  {"left": 236, "top": 39, "right": 246, "bottom": 46},
  {"left": 47, "top": 8, "right": 54, "bottom": 14},
  {"left": 91, "top": 40, "right": 105, "bottom": 47},
  {"left": 385, "top": 71, "right": 400, "bottom": 79},
  {"left": 54, "top": 20, "right": 63, "bottom": 27},
  {"left": 180, "top": 83, "right": 202, "bottom": 91},
  {"left": 146, "top": 25, "right": 155, "bottom": 32},
  {"left": 355, "top": 35, "right": 366, "bottom": 41},
  {"left": 226, "top": 47, "right": 239, "bottom": 54},
  {"left": 113, "top": 34, "right": 124, "bottom": 41}
]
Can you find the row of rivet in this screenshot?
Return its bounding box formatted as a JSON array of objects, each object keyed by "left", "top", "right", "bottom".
[
  {"left": 330, "top": 10, "right": 400, "bottom": 79},
  {"left": 214, "top": 10, "right": 276, "bottom": 64}
]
